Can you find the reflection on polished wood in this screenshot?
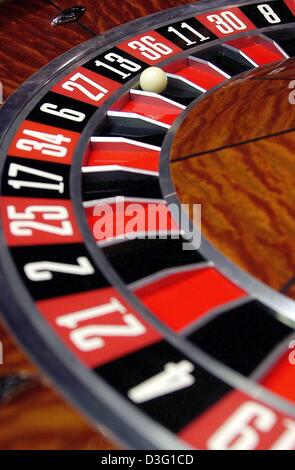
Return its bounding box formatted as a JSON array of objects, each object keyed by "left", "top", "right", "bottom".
[
  {"left": 0, "top": 0, "right": 195, "bottom": 100},
  {"left": 0, "top": 0, "right": 92, "bottom": 100},
  {"left": 0, "top": 0, "right": 193, "bottom": 450},
  {"left": 171, "top": 59, "right": 295, "bottom": 298},
  {"left": 0, "top": 322, "right": 119, "bottom": 450},
  {"left": 57, "top": 0, "right": 196, "bottom": 37},
  {"left": 171, "top": 60, "right": 295, "bottom": 160}
]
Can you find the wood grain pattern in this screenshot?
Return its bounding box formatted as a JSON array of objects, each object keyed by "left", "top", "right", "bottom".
[
  {"left": 0, "top": 321, "right": 119, "bottom": 450},
  {"left": 171, "top": 61, "right": 295, "bottom": 160},
  {"left": 57, "top": 0, "right": 196, "bottom": 36},
  {"left": 0, "top": 0, "right": 194, "bottom": 100},
  {"left": 171, "top": 60, "right": 295, "bottom": 297},
  {"left": 0, "top": 0, "right": 92, "bottom": 100},
  {"left": 0, "top": 0, "right": 193, "bottom": 449}
]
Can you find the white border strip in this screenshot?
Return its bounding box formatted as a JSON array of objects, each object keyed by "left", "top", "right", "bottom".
[
  {"left": 90, "top": 136, "right": 161, "bottom": 152},
  {"left": 82, "top": 165, "right": 159, "bottom": 177},
  {"left": 130, "top": 89, "right": 186, "bottom": 109},
  {"left": 107, "top": 110, "right": 171, "bottom": 129}
]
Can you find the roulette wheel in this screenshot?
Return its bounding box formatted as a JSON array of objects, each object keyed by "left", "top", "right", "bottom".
[{"left": 0, "top": 0, "right": 295, "bottom": 450}]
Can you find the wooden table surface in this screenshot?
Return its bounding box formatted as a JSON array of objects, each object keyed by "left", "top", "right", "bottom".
[
  {"left": 171, "top": 60, "right": 295, "bottom": 299},
  {"left": 0, "top": 0, "right": 193, "bottom": 450}
]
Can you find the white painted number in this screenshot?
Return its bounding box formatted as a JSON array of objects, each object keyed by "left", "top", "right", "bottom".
[
  {"left": 95, "top": 53, "right": 141, "bottom": 80},
  {"left": 128, "top": 361, "right": 195, "bottom": 404},
  {"left": 8, "top": 163, "right": 64, "bottom": 193},
  {"left": 8, "top": 205, "right": 73, "bottom": 237},
  {"left": 168, "top": 22, "right": 210, "bottom": 46},
  {"left": 208, "top": 402, "right": 295, "bottom": 450},
  {"left": 24, "top": 257, "right": 95, "bottom": 281},
  {"left": 271, "top": 419, "right": 295, "bottom": 450},
  {"left": 208, "top": 402, "right": 276, "bottom": 450},
  {"left": 56, "top": 297, "right": 146, "bottom": 351},
  {"left": 257, "top": 4, "right": 281, "bottom": 24},
  {"left": 62, "top": 72, "right": 108, "bottom": 102},
  {"left": 207, "top": 11, "right": 247, "bottom": 34},
  {"left": 128, "top": 36, "right": 173, "bottom": 61},
  {"left": 40, "top": 103, "right": 86, "bottom": 122},
  {"left": 16, "top": 130, "right": 71, "bottom": 158}
]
